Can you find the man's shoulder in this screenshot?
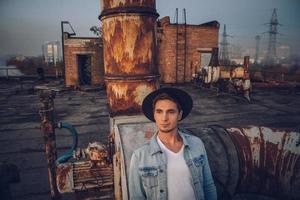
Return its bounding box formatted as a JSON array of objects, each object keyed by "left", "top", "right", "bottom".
[
  {"left": 180, "top": 129, "right": 205, "bottom": 146},
  {"left": 132, "top": 141, "right": 151, "bottom": 156}
]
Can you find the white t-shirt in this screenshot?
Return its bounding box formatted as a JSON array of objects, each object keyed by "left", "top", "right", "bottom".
[{"left": 157, "top": 136, "right": 196, "bottom": 200}]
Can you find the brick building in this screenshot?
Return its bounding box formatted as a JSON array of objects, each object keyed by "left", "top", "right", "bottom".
[
  {"left": 63, "top": 33, "right": 104, "bottom": 87},
  {"left": 157, "top": 16, "right": 220, "bottom": 83}
]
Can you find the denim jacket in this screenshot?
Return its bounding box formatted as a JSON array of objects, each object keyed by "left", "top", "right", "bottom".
[{"left": 128, "top": 129, "right": 217, "bottom": 200}]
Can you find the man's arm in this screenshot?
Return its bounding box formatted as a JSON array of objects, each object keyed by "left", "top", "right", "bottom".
[
  {"left": 202, "top": 148, "right": 217, "bottom": 200},
  {"left": 128, "top": 152, "right": 146, "bottom": 200}
]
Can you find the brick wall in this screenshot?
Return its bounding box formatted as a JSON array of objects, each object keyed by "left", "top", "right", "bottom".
[
  {"left": 64, "top": 33, "right": 104, "bottom": 87},
  {"left": 157, "top": 17, "right": 219, "bottom": 83}
]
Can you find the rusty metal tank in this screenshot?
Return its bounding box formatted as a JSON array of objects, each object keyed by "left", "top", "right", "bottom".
[
  {"left": 190, "top": 125, "right": 300, "bottom": 200},
  {"left": 99, "top": 0, "right": 160, "bottom": 116}
]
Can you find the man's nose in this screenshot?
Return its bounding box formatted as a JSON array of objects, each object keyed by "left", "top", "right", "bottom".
[{"left": 162, "top": 112, "right": 168, "bottom": 121}]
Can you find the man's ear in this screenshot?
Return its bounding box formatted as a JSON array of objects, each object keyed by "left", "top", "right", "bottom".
[{"left": 178, "top": 111, "right": 183, "bottom": 121}]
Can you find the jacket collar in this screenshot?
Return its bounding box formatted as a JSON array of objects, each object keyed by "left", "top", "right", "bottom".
[{"left": 149, "top": 129, "right": 190, "bottom": 155}]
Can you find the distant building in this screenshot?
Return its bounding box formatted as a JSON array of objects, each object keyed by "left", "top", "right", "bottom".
[
  {"left": 42, "top": 41, "right": 60, "bottom": 65},
  {"left": 231, "top": 58, "right": 254, "bottom": 65},
  {"left": 15, "top": 54, "right": 26, "bottom": 62},
  {"left": 231, "top": 47, "right": 255, "bottom": 64}
]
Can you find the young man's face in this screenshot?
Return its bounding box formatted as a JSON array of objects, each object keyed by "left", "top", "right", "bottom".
[{"left": 153, "top": 99, "right": 183, "bottom": 133}]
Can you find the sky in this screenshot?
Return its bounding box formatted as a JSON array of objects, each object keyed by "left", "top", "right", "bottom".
[{"left": 0, "top": 0, "right": 299, "bottom": 58}]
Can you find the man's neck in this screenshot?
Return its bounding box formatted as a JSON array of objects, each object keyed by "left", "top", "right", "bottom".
[{"left": 157, "top": 128, "right": 182, "bottom": 147}]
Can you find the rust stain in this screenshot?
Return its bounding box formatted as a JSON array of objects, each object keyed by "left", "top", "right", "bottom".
[
  {"left": 103, "top": 16, "right": 156, "bottom": 75},
  {"left": 39, "top": 90, "right": 60, "bottom": 199},
  {"left": 102, "top": 0, "right": 155, "bottom": 9},
  {"left": 101, "top": 0, "right": 159, "bottom": 116},
  {"left": 227, "top": 126, "right": 300, "bottom": 198},
  {"left": 75, "top": 169, "right": 91, "bottom": 180},
  {"left": 133, "top": 84, "right": 154, "bottom": 105},
  {"left": 106, "top": 80, "right": 158, "bottom": 116},
  {"left": 56, "top": 164, "right": 72, "bottom": 192}
]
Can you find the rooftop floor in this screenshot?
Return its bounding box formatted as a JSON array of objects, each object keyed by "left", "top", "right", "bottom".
[{"left": 0, "top": 79, "right": 299, "bottom": 200}]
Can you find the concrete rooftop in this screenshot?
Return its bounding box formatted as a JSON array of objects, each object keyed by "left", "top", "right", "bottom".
[{"left": 0, "top": 79, "right": 299, "bottom": 200}]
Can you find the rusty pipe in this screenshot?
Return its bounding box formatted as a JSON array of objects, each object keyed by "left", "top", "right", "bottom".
[
  {"left": 226, "top": 126, "right": 300, "bottom": 199},
  {"left": 192, "top": 125, "right": 300, "bottom": 199},
  {"left": 99, "top": 0, "right": 160, "bottom": 116},
  {"left": 243, "top": 56, "right": 250, "bottom": 72},
  {"left": 38, "top": 90, "right": 61, "bottom": 200}
]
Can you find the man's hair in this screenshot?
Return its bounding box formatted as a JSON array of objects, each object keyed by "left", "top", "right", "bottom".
[{"left": 152, "top": 93, "right": 182, "bottom": 112}]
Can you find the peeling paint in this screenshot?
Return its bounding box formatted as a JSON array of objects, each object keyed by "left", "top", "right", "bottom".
[
  {"left": 101, "top": 0, "right": 156, "bottom": 9},
  {"left": 133, "top": 84, "right": 153, "bottom": 105},
  {"left": 227, "top": 126, "right": 300, "bottom": 198},
  {"left": 102, "top": 16, "right": 156, "bottom": 75},
  {"left": 106, "top": 80, "right": 158, "bottom": 116},
  {"left": 101, "top": 0, "right": 159, "bottom": 116}
]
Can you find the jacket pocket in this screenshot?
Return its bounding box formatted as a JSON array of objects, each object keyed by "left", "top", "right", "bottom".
[
  {"left": 138, "top": 166, "right": 159, "bottom": 188},
  {"left": 138, "top": 166, "right": 159, "bottom": 200},
  {"left": 193, "top": 154, "right": 205, "bottom": 167},
  {"left": 192, "top": 154, "right": 205, "bottom": 183}
]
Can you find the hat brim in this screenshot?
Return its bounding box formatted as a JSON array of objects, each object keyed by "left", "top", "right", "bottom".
[{"left": 142, "top": 87, "right": 193, "bottom": 122}]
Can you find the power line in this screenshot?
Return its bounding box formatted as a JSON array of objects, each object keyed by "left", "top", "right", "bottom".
[
  {"left": 265, "top": 8, "right": 280, "bottom": 65},
  {"left": 219, "top": 24, "right": 232, "bottom": 66}
]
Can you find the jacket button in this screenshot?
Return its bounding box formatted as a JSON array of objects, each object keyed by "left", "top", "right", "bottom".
[
  {"left": 160, "top": 189, "right": 164, "bottom": 193},
  {"left": 159, "top": 169, "right": 163, "bottom": 173}
]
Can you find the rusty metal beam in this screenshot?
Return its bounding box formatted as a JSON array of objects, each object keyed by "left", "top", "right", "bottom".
[{"left": 38, "top": 90, "right": 61, "bottom": 200}]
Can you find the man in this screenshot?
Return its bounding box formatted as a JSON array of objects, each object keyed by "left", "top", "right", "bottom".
[{"left": 129, "top": 87, "right": 217, "bottom": 200}]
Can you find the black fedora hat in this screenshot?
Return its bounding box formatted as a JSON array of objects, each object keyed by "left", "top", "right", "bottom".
[{"left": 142, "top": 87, "right": 193, "bottom": 122}]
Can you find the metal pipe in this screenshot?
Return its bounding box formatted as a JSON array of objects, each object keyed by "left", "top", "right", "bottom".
[
  {"left": 61, "top": 21, "right": 76, "bottom": 84},
  {"left": 61, "top": 22, "right": 66, "bottom": 82},
  {"left": 99, "top": 0, "right": 160, "bottom": 116},
  {"left": 38, "top": 90, "right": 61, "bottom": 200},
  {"left": 227, "top": 126, "right": 300, "bottom": 199},
  {"left": 243, "top": 56, "right": 250, "bottom": 72},
  {"left": 55, "top": 122, "right": 78, "bottom": 165},
  {"left": 192, "top": 125, "right": 300, "bottom": 199}
]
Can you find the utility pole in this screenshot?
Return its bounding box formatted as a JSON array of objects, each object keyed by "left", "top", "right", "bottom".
[
  {"left": 219, "top": 24, "right": 231, "bottom": 66},
  {"left": 265, "top": 8, "right": 279, "bottom": 65},
  {"left": 254, "top": 35, "right": 261, "bottom": 64}
]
